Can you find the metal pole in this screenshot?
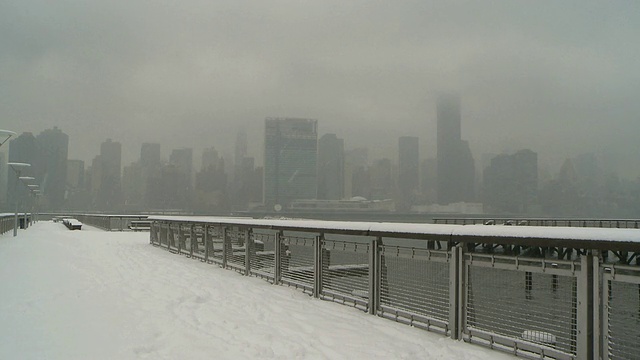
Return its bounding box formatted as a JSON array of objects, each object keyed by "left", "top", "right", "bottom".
[
  {"left": 274, "top": 231, "right": 283, "bottom": 284},
  {"left": 368, "top": 237, "right": 381, "bottom": 315},
  {"left": 203, "top": 224, "right": 210, "bottom": 263},
  {"left": 13, "top": 194, "right": 18, "bottom": 237},
  {"left": 449, "top": 245, "right": 462, "bottom": 339},
  {"left": 313, "top": 233, "right": 324, "bottom": 299},
  {"left": 244, "top": 228, "right": 252, "bottom": 276},
  {"left": 577, "top": 252, "right": 594, "bottom": 360}
]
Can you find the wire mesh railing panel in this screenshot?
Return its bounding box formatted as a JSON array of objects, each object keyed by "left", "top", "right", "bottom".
[
  {"left": 465, "top": 258, "right": 578, "bottom": 356},
  {"left": 379, "top": 245, "right": 450, "bottom": 328},
  {"left": 226, "top": 227, "right": 246, "bottom": 272},
  {"left": 281, "top": 233, "right": 315, "bottom": 293},
  {"left": 250, "top": 230, "right": 276, "bottom": 282},
  {"left": 179, "top": 225, "right": 191, "bottom": 255},
  {"left": 168, "top": 225, "right": 180, "bottom": 251},
  {"left": 605, "top": 268, "right": 640, "bottom": 360},
  {"left": 321, "top": 239, "right": 371, "bottom": 309},
  {"left": 205, "top": 226, "right": 225, "bottom": 265}
]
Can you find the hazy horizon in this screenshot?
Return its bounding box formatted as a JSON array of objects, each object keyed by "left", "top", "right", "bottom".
[{"left": 2, "top": 1, "right": 639, "bottom": 178}]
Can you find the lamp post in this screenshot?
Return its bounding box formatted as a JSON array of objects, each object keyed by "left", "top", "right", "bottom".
[
  {"left": 32, "top": 190, "right": 41, "bottom": 224},
  {"left": 18, "top": 176, "right": 35, "bottom": 231},
  {"left": 8, "top": 162, "right": 31, "bottom": 236},
  {"left": 0, "top": 129, "right": 16, "bottom": 148},
  {"left": 27, "top": 185, "right": 39, "bottom": 227}
]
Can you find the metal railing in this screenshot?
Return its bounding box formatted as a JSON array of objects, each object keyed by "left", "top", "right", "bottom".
[
  {"left": 73, "top": 214, "right": 149, "bottom": 231},
  {"left": 434, "top": 217, "right": 640, "bottom": 229},
  {"left": 0, "top": 212, "right": 33, "bottom": 235},
  {"left": 0, "top": 213, "right": 17, "bottom": 235},
  {"left": 148, "top": 216, "right": 640, "bottom": 360}
]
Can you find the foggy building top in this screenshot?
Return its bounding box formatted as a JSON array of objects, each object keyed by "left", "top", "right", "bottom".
[{"left": 436, "top": 94, "right": 475, "bottom": 205}]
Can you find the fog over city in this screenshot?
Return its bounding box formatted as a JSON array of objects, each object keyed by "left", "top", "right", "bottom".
[
  {"left": 2, "top": 1, "right": 638, "bottom": 173},
  {"left": 0, "top": 0, "right": 640, "bottom": 217}
]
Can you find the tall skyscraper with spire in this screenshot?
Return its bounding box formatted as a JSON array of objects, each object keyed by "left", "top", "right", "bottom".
[{"left": 436, "top": 94, "right": 475, "bottom": 205}]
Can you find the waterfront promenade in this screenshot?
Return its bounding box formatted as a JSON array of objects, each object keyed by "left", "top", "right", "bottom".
[{"left": 0, "top": 221, "right": 513, "bottom": 360}]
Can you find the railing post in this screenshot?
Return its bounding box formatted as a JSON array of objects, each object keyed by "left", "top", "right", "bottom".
[
  {"left": 177, "top": 223, "right": 184, "bottom": 254},
  {"left": 275, "top": 231, "right": 283, "bottom": 284},
  {"left": 222, "top": 227, "right": 229, "bottom": 269},
  {"left": 190, "top": 224, "right": 195, "bottom": 258},
  {"left": 204, "top": 224, "right": 210, "bottom": 263},
  {"left": 245, "top": 228, "right": 252, "bottom": 276},
  {"left": 368, "top": 237, "right": 381, "bottom": 315},
  {"left": 577, "top": 251, "right": 594, "bottom": 360},
  {"left": 449, "top": 244, "right": 463, "bottom": 340},
  {"left": 592, "top": 250, "right": 602, "bottom": 360},
  {"left": 314, "top": 233, "right": 324, "bottom": 298}
]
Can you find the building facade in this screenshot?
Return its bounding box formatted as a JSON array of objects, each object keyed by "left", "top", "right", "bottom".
[
  {"left": 317, "top": 133, "right": 345, "bottom": 200},
  {"left": 264, "top": 117, "right": 318, "bottom": 209},
  {"left": 36, "top": 127, "right": 69, "bottom": 210}
]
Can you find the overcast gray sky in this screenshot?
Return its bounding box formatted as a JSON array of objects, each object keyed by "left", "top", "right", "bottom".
[{"left": 2, "top": 1, "right": 639, "bottom": 177}]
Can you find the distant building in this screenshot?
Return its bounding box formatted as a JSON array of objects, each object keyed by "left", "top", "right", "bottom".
[
  {"left": 122, "top": 162, "right": 143, "bottom": 208},
  {"left": 140, "top": 143, "right": 161, "bottom": 168},
  {"left": 7, "top": 132, "right": 38, "bottom": 209},
  {"left": 95, "top": 139, "right": 122, "bottom": 210},
  {"left": 289, "top": 198, "right": 394, "bottom": 212},
  {"left": 436, "top": 94, "right": 475, "bottom": 204},
  {"left": 369, "top": 158, "right": 393, "bottom": 200},
  {"left": 398, "top": 136, "right": 420, "bottom": 208},
  {"left": 167, "top": 148, "right": 193, "bottom": 210},
  {"left": 483, "top": 149, "right": 538, "bottom": 214},
  {"left": 65, "top": 159, "right": 89, "bottom": 210},
  {"left": 420, "top": 157, "right": 437, "bottom": 204},
  {"left": 36, "top": 127, "right": 69, "bottom": 210},
  {"left": 345, "top": 147, "right": 369, "bottom": 199},
  {"left": 317, "top": 133, "right": 345, "bottom": 200},
  {"left": 263, "top": 117, "right": 318, "bottom": 209},
  {"left": 0, "top": 152, "right": 7, "bottom": 208},
  {"left": 169, "top": 148, "right": 193, "bottom": 188},
  {"left": 66, "top": 160, "right": 84, "bottom": 189}
]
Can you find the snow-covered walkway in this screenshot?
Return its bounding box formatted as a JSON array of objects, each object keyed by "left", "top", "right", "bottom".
[{"left": 0, "top": 222, "right": 514, "bottom": 359}]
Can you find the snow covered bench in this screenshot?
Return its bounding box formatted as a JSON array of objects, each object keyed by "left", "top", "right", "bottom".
[
  {"left": 62, "top": 218, "right": 83, "bottom": 230},
  {"left": 129, "top": 220, "right": 151, "bottom": 231}
]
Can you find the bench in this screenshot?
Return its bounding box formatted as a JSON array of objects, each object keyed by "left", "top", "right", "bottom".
[
  {"left": 129, "top": 220, "right": 152, "bottom": 231},
  {"left": 62, "top": 218, "right": 83, "bottom": 230}
]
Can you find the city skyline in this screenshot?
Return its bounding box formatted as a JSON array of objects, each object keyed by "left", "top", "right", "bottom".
[
  {"left": 1, "top": 2, "right": 639, "bottom": 179},
  {"left": 5, "top": 119, "right": 638, "bottom": 218}
]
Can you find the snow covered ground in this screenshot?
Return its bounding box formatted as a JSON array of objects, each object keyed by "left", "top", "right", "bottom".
[{"left": 0, "top": 222, "right": 514, "bottom": 360}]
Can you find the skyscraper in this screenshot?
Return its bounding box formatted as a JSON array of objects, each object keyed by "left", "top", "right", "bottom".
[
  {"left": 36, "top": 127, "right": 69, "bottom": 210},
  {"left": 140, "top": 143, "right": 161, "bottom": 168},
  {"left": 436, "top": 94, "right": 475, "bottom": 204},
  {"left": 168, "top": 147, "right": 193, "bottom": 209},
  {"left": 264, "top": 117, "right": 318, "bottom": 209},
  {"left": 317, "top": 133, "right": 345, "bottom": 200},
  {"left": 483, "top": 149, "right": 538, "bottom": 214},
  {"left": 398, "top": 136, "right": 420, "bottom": 208},
  {"left": 96, "top": 139, "right": 122, "bottom": 209},
  {"left": 7, "top": 132, "right": 38, "bottom": 210}
]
